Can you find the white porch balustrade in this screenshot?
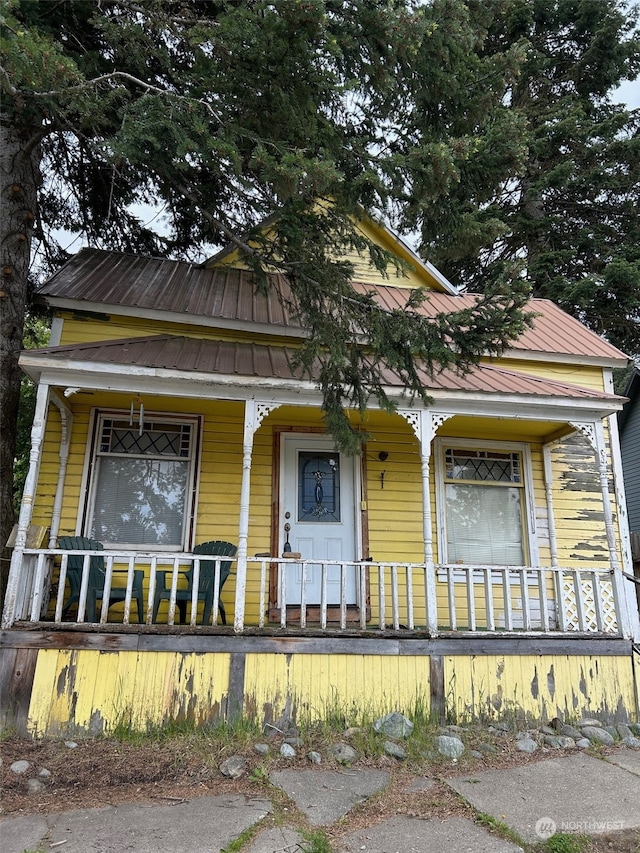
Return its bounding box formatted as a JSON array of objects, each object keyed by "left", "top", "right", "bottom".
[{"left": 5, "top": 547, "right": 623, "bottom": 636}]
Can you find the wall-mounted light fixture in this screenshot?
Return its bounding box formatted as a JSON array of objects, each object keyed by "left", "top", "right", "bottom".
[{"left": 378, "top": 451, "right": 388, "bottom": 489}]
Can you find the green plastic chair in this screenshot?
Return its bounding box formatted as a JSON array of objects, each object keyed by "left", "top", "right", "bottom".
[
  {"left": 59, "top": 536, "right": 144, "bottom": 623},
  {"left": 152, "top": 540, "right": 237, "bottom": 625}
]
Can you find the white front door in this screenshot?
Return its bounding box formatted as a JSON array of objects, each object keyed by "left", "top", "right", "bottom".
[{"left": 281, "top": 435, "right": 358, "bottom": 606}]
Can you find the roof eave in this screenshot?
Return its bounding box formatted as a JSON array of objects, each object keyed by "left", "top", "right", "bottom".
[{"left": 19, "top": 353, "right": 623, "bottom": 421}]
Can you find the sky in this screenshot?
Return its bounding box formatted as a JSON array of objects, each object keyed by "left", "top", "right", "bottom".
[{"left": 613, "top": 78, "right": 640, "bottom": 108}]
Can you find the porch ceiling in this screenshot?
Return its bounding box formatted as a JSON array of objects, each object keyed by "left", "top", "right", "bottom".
[{"left": 20, "top": 334, "right": 624, "bottom": 419}]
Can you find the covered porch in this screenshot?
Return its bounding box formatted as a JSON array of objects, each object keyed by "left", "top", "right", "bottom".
[{"left": 3, "top": 353, "right": 638, "bottom": 642}]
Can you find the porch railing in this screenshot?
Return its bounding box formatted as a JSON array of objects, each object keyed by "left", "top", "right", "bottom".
[{"left": 6, "top": 547, "right": 622, "bottom": 636}]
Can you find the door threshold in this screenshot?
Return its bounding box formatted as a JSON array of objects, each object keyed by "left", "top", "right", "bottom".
[{"left": 269, "top": 605, "right": 367, "bottom": 623}]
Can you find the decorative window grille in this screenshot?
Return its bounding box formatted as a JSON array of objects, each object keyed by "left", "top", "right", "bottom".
[
  {"left": 443, "top": 448, "right": 526, "bottom": 566},
  {"left": 88, "top": 415, "right": 198, "bottom": 548}
]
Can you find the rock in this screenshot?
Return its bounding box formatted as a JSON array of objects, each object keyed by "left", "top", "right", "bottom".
[
  {"left": 64, "top": 741, "right": 78, "bottom": 749},
  {"left": 445, "top": 724, "right": 466, "bottom": 732},
  {"left": 27, "top": 778, "right": 45, "bottom": 793},
  {"left": 38, "top": 768, "right": 52, "bottom": 778},
  {"left": 280, "top": 743, "right": 296, "bottom": 758},
  {"left": 434, "top": 735, "right": 465, "bottom": 760},
  {"left": 604, "top": 726, "right": 619, "bottom": 741},
  {"left": 10, "top": 760, "right": 30, "bottom": 775},
  {"left": 577, "top": 718, "right": 602, "bottom": 728},
  {"left": 477, "top": 742, "right": 498, "bottom": 755},
  {"left": 617, "top": 723, "right": 633, "bottom": 740},
  {"left": 307, "top": 751, "right": 322, "bottom": 764},
  {"left": 543, "top": 735, "right": 563, "bottom": 749},
  {"left": 581, "top": 726, "right": 615, "bottom": 746},
  {"left": 516, "top": 737, "right": 538, "bottom": 754},
  {"left": 220, "top": 755, "right": 247, "bottom": 779},
  {"left": 383, "top": 741, "right": 407, "bottom": 760},
  {"left": 629, "top": 723, "right": 640, "bottom": 737},
  {"left": 254, "top": 743, "right": 269, "bottom": 755},
  {"left": 328, "top": 743, "right": 359, "bottom": 765},
  {"left": 560, "top": 725, "right": 583, "bottom": 740},
  {"left": 343, "top": 726, "right": 362, "bottom": 738},
  {"left": 556, "top": 736, "right": 576, "bottom": 749},
  {"left": 284, "top": 737, "right": 303, "bottom": 747},
  {"left": 540, "top": 725, "right": 557, "bottom": 736},
  {"left": 373, "top": 712, "right": 414, "bottom": 739},
  {"left": 470, "top": 750, "right": 483, "bottom": 759},
  {"left": 489, "top": 721, "right": 510, "bottom": 732},
  {"left": 622, "top": 736, "right": 640, "bottom": 748},
  {"left": 575, "top": 738, "right": 591, "bottom": 749}
]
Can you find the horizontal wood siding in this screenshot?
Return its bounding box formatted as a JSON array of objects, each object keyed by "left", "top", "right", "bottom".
[
  {"left": 58, "top": 313, "right": 300, "bottom": 349},
  {"left": 551, "top": 432, "right": 610, "bottom": 567},
  {"left": 500, "top": 359, "right": 606, "bottom": 392},
  {"left": 364, "top": 416, "right": 424, "bottom": 564}
]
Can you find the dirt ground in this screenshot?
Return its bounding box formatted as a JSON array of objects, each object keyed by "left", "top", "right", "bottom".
[{"left": 1, "top": 735, "right": 639, "bottom": 852}]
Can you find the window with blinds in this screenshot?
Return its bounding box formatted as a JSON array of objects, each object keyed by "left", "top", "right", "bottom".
[
  {"left": 443, "top": 448, "right": 526, "bottom": 566},
  {"left": 87, "top": 415, "right": 198, "bottom": 549}
]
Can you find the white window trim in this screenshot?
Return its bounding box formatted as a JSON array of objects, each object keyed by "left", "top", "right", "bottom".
[
  {"left": 434, "top": 437, "right": 539, "bottom": 579},
  {"left": 82, "top": 409, "right": 202, "bottom": 552}
]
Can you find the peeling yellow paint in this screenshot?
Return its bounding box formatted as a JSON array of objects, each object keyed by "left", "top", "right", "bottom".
[
  {"left": 444, "top": 654, "right": 636, "bottom": 723},
  {"left": 27, "top": 649, "right": 231, "bottom": 736},
  {"left": 244, "top": 653, "right": 430, "bottom": 722},
  {"left": 23, "top": 648, "right": 637, "bottom": 737}
]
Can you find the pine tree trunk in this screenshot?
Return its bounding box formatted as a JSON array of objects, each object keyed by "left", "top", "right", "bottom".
[{"left": 0, "top": 116, "right": 41, "bottom": 602}]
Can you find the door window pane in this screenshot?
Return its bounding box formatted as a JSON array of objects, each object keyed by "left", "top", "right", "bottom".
[{"left": 298, "top": 452, "right": 340, "bottom": 522}]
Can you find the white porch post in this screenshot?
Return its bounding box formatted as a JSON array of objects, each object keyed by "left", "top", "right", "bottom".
[
  {"left": 570, "top": 419, "right": 635, "bottom": 639},
  {"left": 542, "top": 442, "right": 559, "bottom": 568},
  {"left": 48, "top": 392, "right": 74, "bottom": 547},
  {"left": 2, "top": 382, "right": 50, "bottom": 628},
  {"left": 399, "top": 409, "right": 452, "bottom": 635},
  {"left": 234, "top": 400, "right": 279, "bottom": 633}
]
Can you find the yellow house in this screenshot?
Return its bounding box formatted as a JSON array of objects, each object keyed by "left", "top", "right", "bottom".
[{"left": 2, "top": 216, "right": 639, "bottom": 736}]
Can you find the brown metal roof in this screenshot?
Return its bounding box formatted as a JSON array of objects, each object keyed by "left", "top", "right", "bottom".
[
  {"left": 21, "top": 335, "right": 622, "bottom": 402},
  {"left": 37, "top": 248, "right": 627, "bottom": 363},
  {"left": 38, "top": 248, "right": 296, "bottom": 329}
]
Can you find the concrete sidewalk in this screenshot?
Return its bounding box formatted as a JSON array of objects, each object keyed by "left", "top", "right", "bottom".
[{"left": 2, "top": 750, "right": 640, "bottom": 853}]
